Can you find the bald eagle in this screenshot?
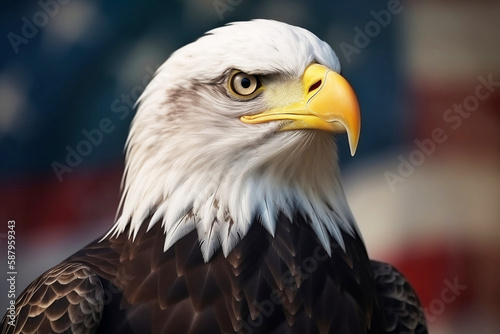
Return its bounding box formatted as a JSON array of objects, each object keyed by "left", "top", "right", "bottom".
[{"left": 1, "top": 20, "right": 426, "bottom": 334}]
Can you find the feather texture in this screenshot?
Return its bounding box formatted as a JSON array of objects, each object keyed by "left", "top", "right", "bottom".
[{"left": 1, "top": 264, "right": 104, "bottom": 334}]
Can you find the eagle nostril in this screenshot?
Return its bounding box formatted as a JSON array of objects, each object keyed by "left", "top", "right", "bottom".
[{"left": 308, "top": 80, "right": 322, "bottom": 93}]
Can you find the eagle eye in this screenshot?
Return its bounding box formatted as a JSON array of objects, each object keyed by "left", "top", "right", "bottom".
[{"left": 228, "top": 71, "right": 261, "bottom": 99}]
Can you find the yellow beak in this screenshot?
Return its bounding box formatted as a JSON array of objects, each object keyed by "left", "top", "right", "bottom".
[{"left": 240, "top": 64, "right": 361, "bottom": 155}]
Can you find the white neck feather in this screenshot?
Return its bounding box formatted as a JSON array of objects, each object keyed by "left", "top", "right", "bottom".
[{"left": 107, "top": 126, "right": 357, "bottom": 262}]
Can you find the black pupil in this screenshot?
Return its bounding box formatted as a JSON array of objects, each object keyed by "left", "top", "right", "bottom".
[{"left": 241, "top": 77, "right": 251, "bottom": 89}]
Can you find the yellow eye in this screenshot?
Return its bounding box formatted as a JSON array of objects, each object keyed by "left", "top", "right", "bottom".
[{"left": 229, "top": 71, "right": 260, "bottom": 99}]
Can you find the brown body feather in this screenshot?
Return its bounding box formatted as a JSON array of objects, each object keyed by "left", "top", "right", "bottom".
[{"left": 1, "top": 213, "right": 426, "bottom": 333}]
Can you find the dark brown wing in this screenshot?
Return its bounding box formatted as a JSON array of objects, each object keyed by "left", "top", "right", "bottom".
[
  {"left": 371, "top": 261, "right": 428, "bottom": 334},
  {"left": 0, "top": 263, "right": 104, "bottom": 334}
]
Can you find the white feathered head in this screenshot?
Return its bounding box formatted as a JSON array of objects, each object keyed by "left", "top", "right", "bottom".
[{"left": 109, "top": 20, "right": 361, "bottom": 261}]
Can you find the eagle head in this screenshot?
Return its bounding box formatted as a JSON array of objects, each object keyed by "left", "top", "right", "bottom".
[{"left": 109, "top": 20, "right": 361, "bottom": 261}]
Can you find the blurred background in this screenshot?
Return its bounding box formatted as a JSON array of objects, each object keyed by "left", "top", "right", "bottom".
[{"left": 1, "top": 0, "right": 499, "bottom": 332}]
